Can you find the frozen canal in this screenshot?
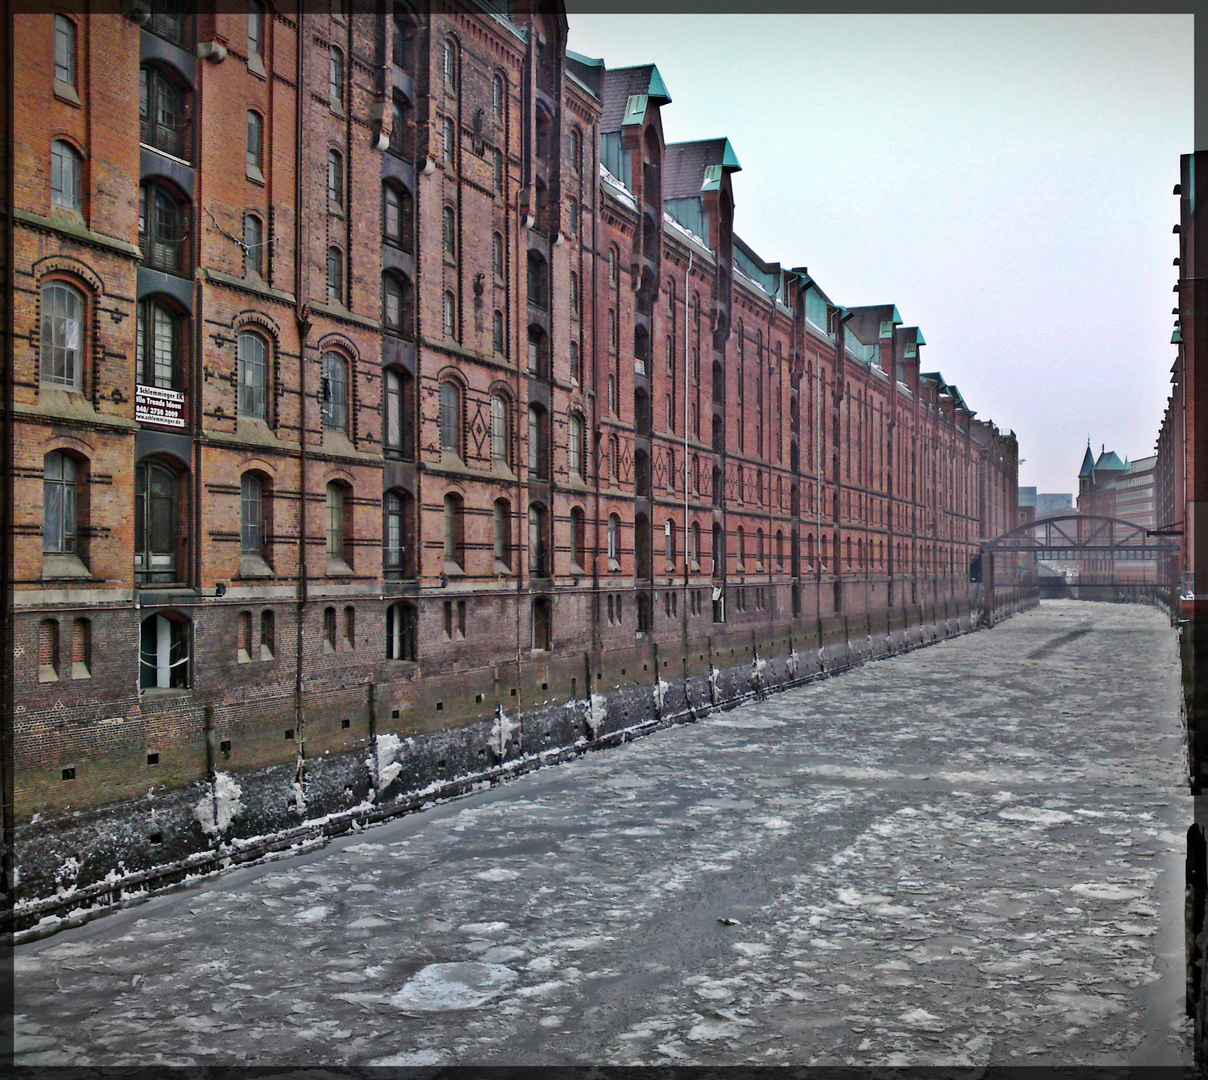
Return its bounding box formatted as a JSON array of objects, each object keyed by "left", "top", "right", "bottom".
[{"left": 14, "top": 600, "right": 1192, "bottom": 1067}]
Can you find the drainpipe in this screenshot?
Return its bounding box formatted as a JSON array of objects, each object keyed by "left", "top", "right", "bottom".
[
  {"left": 293, "top": 10, "right": 311, "bottom": 780},
  {"left": 683, "top": 249, "right": 692, "bottom": 621}
]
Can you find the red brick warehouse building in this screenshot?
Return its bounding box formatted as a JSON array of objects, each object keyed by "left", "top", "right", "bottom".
[{"left": 5, "top": 1, "right": 1023, "bottom": 904}]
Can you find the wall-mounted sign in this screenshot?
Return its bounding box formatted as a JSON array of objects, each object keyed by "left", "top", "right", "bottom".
[{"left": 136, "top": 384, "right": 186, "bottom": 429}]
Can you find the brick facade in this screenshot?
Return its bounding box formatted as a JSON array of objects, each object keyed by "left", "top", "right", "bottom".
[{"left": 9, "top": 4, "right": 1019, "bottom": 856}]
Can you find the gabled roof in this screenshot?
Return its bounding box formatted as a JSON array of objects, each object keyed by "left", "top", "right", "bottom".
[
  {"left": 663, "top": 138, "right": 741, "bottom": 200},
  {"left": 1095, "top": 450, "right": 1127, "bottom": 472},
  {"left": 600, "top": 65, "right": 671, "bottom": 133}
]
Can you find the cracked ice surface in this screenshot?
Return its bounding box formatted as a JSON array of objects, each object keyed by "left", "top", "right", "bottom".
[{"left": 13, "top": 601, "right": 1192, "bottom": 1067}]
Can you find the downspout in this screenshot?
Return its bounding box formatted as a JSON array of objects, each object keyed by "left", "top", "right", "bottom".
[
  {"left": 682, "top": 248, "right": 692, "bottom": 616},
  {"left": 293, "top": 9, "right": 311, "bottom": 786},
  {"left": 2, "top": 0, "right": 17, "bottom": 898}
]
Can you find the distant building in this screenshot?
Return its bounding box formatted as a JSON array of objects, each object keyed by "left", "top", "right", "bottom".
[
  {"left": 1077, "top": 443, "right": 1156, "bottom": 583},
  {"left": 1036, "top": 492, "right": 1074, "bottom": 518}
]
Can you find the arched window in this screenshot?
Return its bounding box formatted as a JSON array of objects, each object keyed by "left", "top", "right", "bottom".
[
  {"left": 326, "top": 481, "right": 351, "bottom": 567},
  {"left": 527, "top": 252, "right": 547, "bottom": 309},
  {"left": 634, "top": 512, "right": 651, "bottom": 578},
  {"left": 712, "top": 523, "right": 724, "bottom": 573},
  {"left": 443, "top": 38, "right": 457, "bottom": 87},
  {"left": 664, "top": 519, "right": 677, "bottom": 569},
  {"left": 490, "top": 392, "right": 510, "bottom": 463},
  {"left": 39, "top": 618, "right": 61, "bottom": 681},
  {"left": 570, "top": 506, "right": 586, "bottom": 569},
  {"left": 243, "top": 213, "right": 263, "bottom": 276},
  {"left": 384, "top": 183, "right": 408, "bottom": 247},
  {"left": 442, "top": 205, "right": 456, "bottom": 255},
  {"left": 493, "top": 497, "right": 512, "bottom": 568},
  {"left": 327, "top": 149, "right": 343, "bottom": 205},
  {"left": 527, "top": 404, "right": 548, "bottom": 479},
  {"left": 43, "top": 452, "right": 79, "bottom": 555},
  {"left": 321, "top": 351, "right": 349, "bottom": 432},
  {"left": 260, "top": 609, "right": 275, "bottom": 660},
  {"left": 492, "top": 73, "right": 504, "bottom": 119},
  {"left": 326, "top": 246, "right": 343, "bottom": 303},
  {"left": 736, "top": 526, "right": 746, "bottom": 569},
  {"left": 570, "top": 340, "right": 581, "bottom": 383},
  {"left": 246, "top": 111, "right": 263, "bottom": 174},
  {"left": 492, "top": 232, "right": 504, "bottom": 278},
  {"left": 387, "top": 601, "right": 417, "bottom": 661},
  {"left": 247, "top": 1, "right": 264, "bottom": 57},
  {"left": 141, "top": 64, "right": 191, "bottom": 160},
  {"left": 51, "top": 142, "right": 81, "bottom": 208},
  {"left": 636, "top": 591, "right": 651, "bottom": 634},
  {"left": 237, "top": 329, "right": 268, "bottom": 419},
  {"left": 329, "top": 47, "right": 344, "bottom": 109},
  {"left": 443, "top": 492, "right": 464, "bottom": 568},
  {"left": 382, "top": 272, "right": 403, "bottom": 335},
  {"left": 136, "top": 296, "right": 186, "bottom": 392},
  {"left": 570, "top": 126, "right": 583, "bottom": 171},
  {"left": 139, "top": 612, "right": 190, "bottom": 690},
  {"left": 532, "top": 596, "right": 552, "bottom": 651},
  {"left": 240, "top": 471, "right": 267, "bottom": 562},
  {"left": 442, "top": 116, "right": 455, "bottom": 162},
  {"left": 139, "top": 180, "right": 191, "bottom": 275},
  {"left": 440, "top": 380, "right": 461, "bottom": 455},
  {"left": 529, "top": 502, "right": 549, "bottom": 576},
  {"left": 493, "top": 309, "right": 506, "bottom": 356},
  {"left": 389, "top": 96, "right": 410, "bottom": 157},
  {"left": 384, "top": 367, "right": 414, "bottom": 460},
  {"left": 609, "top": 246, "right": 619, "bottom": 287},
  {"left": 40, "top": 280, "right": 85, "bottom": 390},
  {"left": 493, "top": 147, "right": 504, "bottom": 192},
  {"left": 384, "top": 489, "right": 410, "bottom": 576},
  {"left": 135, "top": 459, "right": 182, "bottom": 583},
  {"left": 54, "top": 15, "right": 77, "bottom": 88},
  {"left": 608, "top": 513, "right": 620, "bottom": 563},
  {"left": 609, "top": 434, "right": 619, "bottom": 479},
  {"left": 527, "top": 326, "right": 548, "bottom": 378},
  {"left": 777, "top": 529, "right": 784, "bottom": 569},
  {"left": 72, "top": 617, "right": 92, "bottom": 677},
  {"left": 569, "top": 272, "right": 580, "bottom": 319},
  {"left": 568, "top": 412, "right": 585, "bottom": 478},
  {"left": 392, "top": 13, "right": 409, "bottom": 67},
  {"left": 634, "top": 449, "right": 650, "bottom": 497},
  {"left": 757, "top": 529, "right": 765, "bottom": 568}
]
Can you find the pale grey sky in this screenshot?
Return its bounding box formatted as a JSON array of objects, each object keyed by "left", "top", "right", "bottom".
[{"left": 566, "top": 13, "right": 1193, "bottom": 500}]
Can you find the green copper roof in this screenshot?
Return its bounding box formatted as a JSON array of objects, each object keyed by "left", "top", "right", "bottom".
[
  {"left": 719, "top": 138, "right": 741, "bottom": 171},
  {"left": 916, "top": 330, "right": 926, "bottom": 346},
  {"left": 646, "top": 64, "right": 672, "bottom": 105},
  {"left": 622, "top": 94, "right": 648, "bottom": 126},
  {"left": 1079, "top": 444, "right": 1096, "bottom": 478},
  {"left": 1173, "top": 327, "right": 1184, "bottom": 344},
  {"left": 566, "top": 50, "right": 604, "bottom": 68}
]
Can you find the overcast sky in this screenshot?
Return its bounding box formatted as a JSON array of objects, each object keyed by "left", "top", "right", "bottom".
[{"left": 565, "top": 14, "right": 1193, "bottom": 500}]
